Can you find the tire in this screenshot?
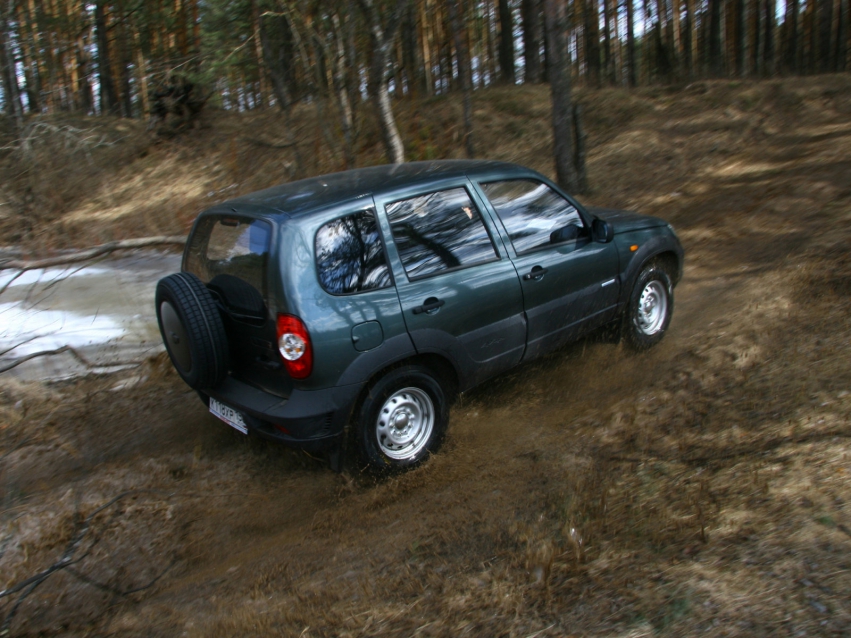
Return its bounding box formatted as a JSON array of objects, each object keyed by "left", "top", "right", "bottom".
[
  {"left": 623, "top": 262, "right": 674, "bottom": 351},
  {"left": 155, "top": 272, "right": 229, "bottom": 390},
  {"left": 356, "top": 365, "right": 449, "bottom": 473}
]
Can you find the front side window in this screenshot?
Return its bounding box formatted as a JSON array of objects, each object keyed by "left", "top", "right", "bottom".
[
  {"left": 315, "top": 209, "right": 391, "bottom": 295},
  {"left": 481, "top": 180, "right": 587, "bottom": 255},
  {"left": 386, "top": 187, "right": 497, "bottom": 279},
  {"left": 186, "top": 215, "right": 271, "bottom": 298}
]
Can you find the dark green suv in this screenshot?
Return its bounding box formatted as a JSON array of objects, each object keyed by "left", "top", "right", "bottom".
[{"left": 156, "top": 160, "right": 683, "bottom": 472}]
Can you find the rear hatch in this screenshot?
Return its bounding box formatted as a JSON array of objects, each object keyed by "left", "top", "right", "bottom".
[{"left": 184, "top": 213, "right": 291, "bottom": 398}]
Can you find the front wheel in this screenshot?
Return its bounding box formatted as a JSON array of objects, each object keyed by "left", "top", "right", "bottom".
[
  {"left": 623, "top": 263, "right": 674, "bottom": 351},
  {"left": 356, "top": 365, "right": 449, "bottom": 473}
]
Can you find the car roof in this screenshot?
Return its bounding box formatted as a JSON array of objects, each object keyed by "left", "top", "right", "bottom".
[{"left": 222, "top": 160, "right": 534, "bottom": 218}]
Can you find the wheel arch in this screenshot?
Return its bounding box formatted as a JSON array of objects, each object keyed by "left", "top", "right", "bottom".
[
  {"left": 347, "top": 353, "right": 460, "bottom": 428},
  {"left": 618, "top": 236, "right": 683, "bottom": 308}
]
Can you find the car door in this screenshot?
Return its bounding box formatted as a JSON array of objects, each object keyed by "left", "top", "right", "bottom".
[
  {"left": 374, "top": 181, "right": 527, "bottom": 389},
  {"left": 476, "top": 178, "right": 620, "bottom": 361}
]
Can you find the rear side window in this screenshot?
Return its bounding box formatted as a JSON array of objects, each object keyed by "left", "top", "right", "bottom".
[
  {"left": 185, "top": 215, "right": 271, "bottom": 299},
  {"left": 386, "top": 187, "right": 497, "bottom": 279},
  {"left": 481, "top": 180, "right": 587, "bottom": 254},
  {"left": 315, "top": 209, "right": 391, "bottom": 295}
]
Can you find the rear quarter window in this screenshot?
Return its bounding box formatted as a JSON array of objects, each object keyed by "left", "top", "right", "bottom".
[
  {"left": 185, "top": 215, "right": 271, "bottom": 298},
  {"left": 315, "top": 209, "right": 391, "bottom": 295}
]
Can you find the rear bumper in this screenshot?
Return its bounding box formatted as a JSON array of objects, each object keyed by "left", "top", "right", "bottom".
[{"left": 202, "top": 376, "right": 364, "bottom": 451}]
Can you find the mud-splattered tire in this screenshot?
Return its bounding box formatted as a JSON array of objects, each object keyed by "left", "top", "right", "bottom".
[
  {"left": 155, "top": 272, "right": 229, "bottom": 390},
  {"left": 623, "top": 262, "right": 674, "bottom": 351},
  {"left": 356, "top": 365, "right": 448, "bottom": 473}
]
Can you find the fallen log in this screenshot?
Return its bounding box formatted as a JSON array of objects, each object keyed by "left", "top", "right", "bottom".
[{"left": 0, "top": 236, "right": 186, "bottom": 272}]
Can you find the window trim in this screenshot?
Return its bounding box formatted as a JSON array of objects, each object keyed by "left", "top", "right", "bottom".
[
  {"left": 479, "top": 178, "right": 591, "bottom": 257},
  {"left": 313, "top": 207, "right": 394, "bottom": 297},
  {"left": 384, "top": 185, "right": 502, "bottom": 282}
]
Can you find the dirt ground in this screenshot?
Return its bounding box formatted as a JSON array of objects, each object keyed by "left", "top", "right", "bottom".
[{"left": 1, "top": 76, "right": 851, "bottom": 637}]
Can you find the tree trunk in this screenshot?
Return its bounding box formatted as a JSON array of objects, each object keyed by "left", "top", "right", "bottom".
[
  {"left": 332, "top": 12, "right": 356, "bottom": 168},
  {"left": 401, "top": 1, "right": 425, "bottom": 95},
  {"left": 818, "top": 0, "right": 833, "bottom": 71},
  {"left": 16, "top": 1, "right": 40, "bottom": 112},
  {"left": 836, "top": 0, "right": 848, "bottom": 70},
  {"left": 585, "top": 0, "right": 602, "bottom": 86},
  {"left": 602, "top": 0, "right": 614, "bottom": 83},
  {"left": 359, "top": 0, "right": 407, "bottom": 164},
  {"left": 683, "top": 0, "right": 694, "bottom": 77},
  {"left": 449, "top": 0, "right": 475, "bottom": 157},
  {"left": 116, "top": 0, "right": 134, "bottom": 117},
  {"left": 259, "top": 12, "right": 298, "bottom": 109},
  {"left": 76, "top": 0, "right": 94, "bottom": 113},
  {"left": 251, "top": 0, "right": 266, "bottom": 108},
  {"left": 763, "top": 0, "right": 775, "bottom": 74},
  {"left": 751, "top": 0, "right": 762, "bottom": 74},
  {"left": 0, "top": 12, "right": 23, "bottom": 127},
  {"left": 498, "top": 0, "right": 515, "bottom": 83},
  {"left": 544, "top": 0, "right": 582, "bottom": 192},
  {"left": 95, "top": 1, "right": 119, "bottom": 115},
  {"left": 708, "top": 0, "right": 724, "bottom": 76},
  {"left": 784, "top": 0, "right": 799, "bottom": 73},
  {"left": 735, "top": 0, "right": 746, "bottom": 75},
  {"left": 522, "top": 0, "right": 544, "bottom": 82},
  {"left": 626, "top": 0, "right": 637, "bottom": 86}
]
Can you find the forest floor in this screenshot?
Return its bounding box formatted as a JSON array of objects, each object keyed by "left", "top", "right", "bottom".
[{"left": 1, "top": 75, "right": 851, "bottom": 636}]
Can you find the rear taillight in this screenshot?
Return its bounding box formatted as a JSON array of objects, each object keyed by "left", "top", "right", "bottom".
[{"left": 276, "top": 314, "right": 313, "bottom": 379}]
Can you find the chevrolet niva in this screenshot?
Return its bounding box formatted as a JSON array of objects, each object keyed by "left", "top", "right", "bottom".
[{"left": 156, "top": 160, "right": 683, "bottom": 472}]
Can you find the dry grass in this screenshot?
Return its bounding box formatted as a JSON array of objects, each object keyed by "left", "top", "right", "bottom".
[{"left": 2, "top": 75, "right": 851, "bottom": 636}]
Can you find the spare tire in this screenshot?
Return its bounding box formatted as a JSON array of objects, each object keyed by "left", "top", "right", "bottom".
[{"left": 155, "top": 272, "right": 229, "bottom": 390}]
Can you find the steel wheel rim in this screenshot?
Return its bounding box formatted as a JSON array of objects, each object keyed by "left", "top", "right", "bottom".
[
  {"left": 375, "top": 387, "right": 434, "bottom": 461},
  {"left": 636, "top": 280, "right": 668, "bottom": 335},
  {"left": 160, "top": 301, "right": 192, "bottom": 372}
]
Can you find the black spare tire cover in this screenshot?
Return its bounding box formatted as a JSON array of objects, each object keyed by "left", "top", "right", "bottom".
[{"left": 155, "top": 272, "right": 229, "bottom": 389}]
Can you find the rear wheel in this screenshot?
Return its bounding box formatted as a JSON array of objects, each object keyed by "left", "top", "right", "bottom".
[
  {"left": 623, "top": 263, "right": 674, "bottom": 351},
  {"left": 155, "top": 272, "right": 229, "bottom": 390},
  {"left": 356, "top": 365, "right": 448, "bottom": 473}
]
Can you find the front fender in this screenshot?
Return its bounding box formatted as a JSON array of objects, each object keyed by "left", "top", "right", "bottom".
[{"left": 617, "top": 233, "right": 684, "bottom": 307}]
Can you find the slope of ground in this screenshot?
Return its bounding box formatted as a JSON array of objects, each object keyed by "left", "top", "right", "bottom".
[{"left": 1, "top": 76, "right": 851, "bottom": 636}]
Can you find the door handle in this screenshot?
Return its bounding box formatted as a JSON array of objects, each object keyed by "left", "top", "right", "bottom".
[
  {"left": 523, "top": 266, "right": 549, "bottom": 281},
  {"left": 412, "top": 297, "right": 445, "bottom": 315}
]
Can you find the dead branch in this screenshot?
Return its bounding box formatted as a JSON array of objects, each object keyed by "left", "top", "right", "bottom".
[
  {"left": 0, "top": 490, "right": 168, "bottom": 633},
  {"left": 0, "top": 487, "right": 253, "bottom": 632},
  {"left": 0, "top": 345, "right": 96, "bottom": 375},
  {"left": 242, "top": 136, "right": 298, "bottom": 149},
  {"left": 66, "top": 559, "right": 176, "bottom": 598},
  {"left": 0, "top": 236, "right": 185, "bottom": 273},
  {"left": 0, "top": 270, "right": 23, "bottom": 296}
]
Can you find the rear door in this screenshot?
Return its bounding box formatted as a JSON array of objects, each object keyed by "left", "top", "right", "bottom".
[
  {"left": 184, "top": 213, "right": 290, "bottom": 397},
  {"left": 374, "top": 181, "right": 526, "bottom": 387},
  {"left": 476, "top": 179, "right": 620, "bottom": 360}
]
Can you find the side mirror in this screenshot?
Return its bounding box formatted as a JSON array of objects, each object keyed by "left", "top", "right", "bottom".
[{"left": 592, "top": 218, "right": 614, "bottom": 243}]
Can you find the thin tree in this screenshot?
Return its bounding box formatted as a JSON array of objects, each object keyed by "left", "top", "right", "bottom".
[
  {"left": 94, "top": 1, "right": 119, "bottom": 115},
  {"left": 358, "top": 0, "right": 408, "bottom": 164},
  {"left": 543, "top": 0, "right": 586, "bottom": 193},
  {"left": 522, "top": 0, "right": 544, "bottom": 82},
  {"left": 0, "top": 0, "right": 23, "bottom": 128},
  {"left": 626, "top": 0, "right": 637, "bottom": 85},
  {"left": 498, "top": 0, "right": 515, "bottom": 82},
  {"left": 708, "top": 0, "right": 723, "bottom": 76},
  {"left": 448, "top": 0, "right": 475, "bottom": 157}
]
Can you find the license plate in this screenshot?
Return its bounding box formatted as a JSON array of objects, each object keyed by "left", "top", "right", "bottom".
[{"left": 209, "top": 397, "right": 248, "bottom": 434}]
